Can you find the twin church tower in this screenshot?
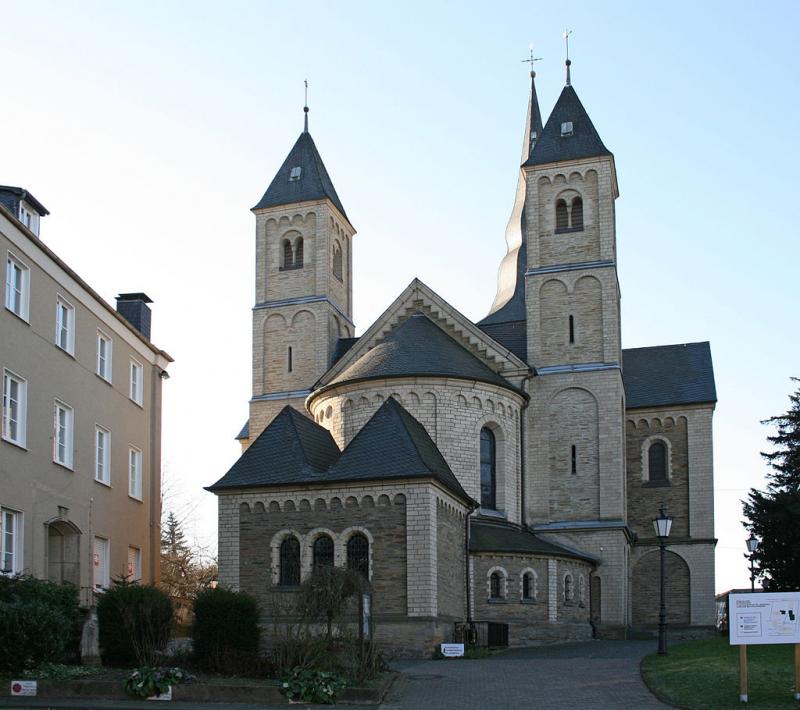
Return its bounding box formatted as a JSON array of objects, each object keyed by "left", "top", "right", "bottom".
[{"left": 215, "top": 57, "right": 716, "bottom": 647}]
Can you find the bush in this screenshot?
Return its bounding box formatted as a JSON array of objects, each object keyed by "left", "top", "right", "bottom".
[
  {"left": 97, "top": 581, "right": 173, "bottom": 666},
  {"left": 192, "top": 587, "right": 259, "bottom": 672},
  {"left": 0, "top": 576, "right": 80, "bottom": 672},
  {"left": 281, "top": 667, "right": 347, "bottom": 704}
]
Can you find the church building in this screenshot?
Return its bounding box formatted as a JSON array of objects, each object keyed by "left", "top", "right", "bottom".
[{"left": 208, "top": 60, "right": 717, "bottom": 653}]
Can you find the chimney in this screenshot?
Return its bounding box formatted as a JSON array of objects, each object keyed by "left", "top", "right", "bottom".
[{"left": 116, "top": 293, "right": 153, "bottom": 340}]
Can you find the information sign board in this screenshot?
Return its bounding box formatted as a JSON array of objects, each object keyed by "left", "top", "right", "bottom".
[
  {"left": 441, "top": 643, "right": 465, "bottom": 658},
  {"left": 729, "top": 592, "right": 800, "bottom": 645}
]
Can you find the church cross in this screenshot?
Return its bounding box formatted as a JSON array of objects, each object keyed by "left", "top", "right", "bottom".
[
  {"left": 563, "top": 30, "right": 573, "bottom": 85},
  {"left": 521, "top": 44, "right": 542, "bottom": 75}
]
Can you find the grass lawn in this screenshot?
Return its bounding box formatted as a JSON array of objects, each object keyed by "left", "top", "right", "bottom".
[{"left": 642, "top": 636, "right": 798, "bottom": 709}]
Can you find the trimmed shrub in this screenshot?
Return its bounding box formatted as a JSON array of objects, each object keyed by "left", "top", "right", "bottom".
[
  {"left": 192, "top": 587, "right": 260, "bottom": 671},
  {"left": 97, "top": 581, "right": 173, "bottom": 666},
  {"left": 0, "top": 575, "right": 80, "bottom": 672}
]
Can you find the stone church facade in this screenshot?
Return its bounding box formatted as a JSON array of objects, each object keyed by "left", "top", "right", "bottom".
[{"left": 209, "top": 65, "right": 717, "bottom": 654}]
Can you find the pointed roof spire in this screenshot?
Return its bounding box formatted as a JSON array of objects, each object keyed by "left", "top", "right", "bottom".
[
  {"left": 253, "top": 85, "right": 349, "bottom": 221},
  {"left": 520, "top": 45, "right": 544, "bottom": 160}
]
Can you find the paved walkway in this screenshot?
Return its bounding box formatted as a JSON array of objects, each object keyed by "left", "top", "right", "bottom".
[{"left": 381, "top": 640, "right": 668, "bottom": 709}]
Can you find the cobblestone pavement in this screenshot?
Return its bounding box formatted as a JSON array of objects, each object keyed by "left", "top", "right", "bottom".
[{"left": 381, "top": 640, "right": 669, "bottom": 709}]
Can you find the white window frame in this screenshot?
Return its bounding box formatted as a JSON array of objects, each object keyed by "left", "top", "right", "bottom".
[
  {"left": 5, "top": 251, "right": 30, "bottom": 321},
  {"left": 129, "top": 359, "right": 143, "bottom": 406},
  {"left": 55, "top": 295, "right": 75, "bottom": 355},
  {"left": 2, "top": 369, "right": 27, "bottom": 447},
  {"left": 53, "top": 400, "right": 74, "bottom": 469},
  {"left": 128, "top": 446, "right": 143, "bottom": 500},
  {"left": 1, "top": 508, "right": 23, "bottom": 576},
  {"left": 93, "top": 536, "right": 109, "bottom": 590},
  {"left": 127, "top": 546, "right": 142, "bottom": 582},
  {"left": 96, "top": 330, "right": 113, "bottom": 382},
  {"left": 95, "top": 425, "right": 111, "bottom": 485}
]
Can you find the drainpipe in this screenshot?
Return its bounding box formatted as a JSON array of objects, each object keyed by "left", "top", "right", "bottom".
[
  {"left": 464, "top": 499, "right": 479, "bottom": 631},
  {"left": 519, "top": 377, "right": 531, "bottom": 527}
]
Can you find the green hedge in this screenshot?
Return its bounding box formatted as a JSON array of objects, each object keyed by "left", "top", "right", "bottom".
[
  {"left": 0, "top": 576, "right": 80, "bottom": 672},
  {"left": 192, "top": 587, "right": 259, "bottom": 670},
  {"left": 97, "top": 582, "right": 173, "bottom": 666}
]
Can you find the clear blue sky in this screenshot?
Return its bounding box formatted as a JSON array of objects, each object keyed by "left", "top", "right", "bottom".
[{"left": 3, "top": 1, "right": 798, "bottom": 592}]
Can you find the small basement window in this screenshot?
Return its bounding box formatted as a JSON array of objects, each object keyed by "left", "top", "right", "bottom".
[
  {"left": 560, "top": 121, "right": 574, "bottom": 137},
  {"left": 289, "top": 166, "right": 302, "bottom": 181}
]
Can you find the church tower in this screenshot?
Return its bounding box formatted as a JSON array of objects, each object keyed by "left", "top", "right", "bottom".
[
  {"left": 243, "top": 105, "right": 356, "bottom": 448},
  {"left": 486, "top": 58, "right": 630, "bottom": 634}
]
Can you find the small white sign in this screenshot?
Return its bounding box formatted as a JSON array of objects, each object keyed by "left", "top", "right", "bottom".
[
  {"left": 729, "top": 592, "right": 800, "bottom": 645},
  {"left": 10, "top": 680, "right": 37, "bottom": 696},
  {"left": 441, "top": 643, "right": 465, "bottom": 658},
  {"left": 147, "top": 685, "right": 172, "bottom": 701}
]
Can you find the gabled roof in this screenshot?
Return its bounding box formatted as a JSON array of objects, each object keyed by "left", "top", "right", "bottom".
[
  {"left": 0, "top": 185, "right": 49, "bottom": 216},
  {"left": 470, "top": 519, "right": 597, "bottom": 563},
  {"left": 622, "top": 342, "right": 717, "bottom": 409},
  {"left": 325, "top": 312, "right": 515, "bottom": 392},
  {"left": 326, "top": 398, "right": 472, "bottom": 503},
  {"left": 524, "top": 85, "right": 612, "bottom": 167},
  {"left": 252, "top": 131, "right": 348, "bottom": 221},
  {"left": 207, "top": 406, "right": 340, "bottom": 491}
]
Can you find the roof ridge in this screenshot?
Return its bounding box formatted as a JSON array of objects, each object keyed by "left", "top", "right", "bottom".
[
  {"left": 623, "top": 341, "right": 710, "bottom": 352},
  {"left": 384, "top": 397, "right": 437, "bottom": 477}
]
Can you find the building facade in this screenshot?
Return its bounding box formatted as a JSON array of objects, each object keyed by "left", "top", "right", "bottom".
[
  {"left": 210, "top": 65, "right": 717, "bottom": 654},
  {"left": 1, "top": 188, "right": 172, "bottom": 604}
]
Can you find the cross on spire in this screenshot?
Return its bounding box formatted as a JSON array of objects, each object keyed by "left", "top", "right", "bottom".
[
  {"left": 563, "top": 30, "right": 573, "bottom": 86},
  {"left": 521, "top": 43, "right": 542, "bottom": 78},
  {"left": 303, "top": 79, "right": 309, "bottom": 132}
]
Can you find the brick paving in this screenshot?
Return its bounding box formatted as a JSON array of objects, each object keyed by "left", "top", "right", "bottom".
[{"left": 381, "top": 640, "right": 669, "bottom": 709}]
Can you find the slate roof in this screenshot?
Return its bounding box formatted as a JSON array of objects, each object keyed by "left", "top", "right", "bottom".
[
  {"left": 252, "top": 131, "right": 348, "bottom": 220},
  {"left": 524, "top": 85, "right": 612, "bottom": 167},
  {"left": 331, "top": 337, "right": 359, "bottom": 366},
  {"left": 207, "top": 406, "right": 340, "bottom": 491},
  {"left": 325, "top": 398, "right": 472, "bottom": 502},
  {"left": 0, "top": 185, "right": 49, "bottom": 216},
  {"left": 478, "top": 319, "right": 527, "bottom": 362},
  {"left": 622, "top": 342, "right": 717, "bottom": 409},
  {"left": 470, "top": 519, "right": 597, "bottom": 563},
  {"left": 326, "top": 313, "right": 514, "bottom": 392},
  {"left": 235, "top": 420, "right": 249, "bottom": 440}
]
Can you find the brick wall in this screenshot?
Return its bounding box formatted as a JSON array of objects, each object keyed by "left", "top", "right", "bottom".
[
  {"left": 626, "top": 415, "right": 690, "bottom": 538},
  {"left": 631, "top": 548, "right": 690, "bottom": 625}
]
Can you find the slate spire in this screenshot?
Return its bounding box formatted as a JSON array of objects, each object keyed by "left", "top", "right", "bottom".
[
  {"left": 481, "top": 70, "right": 542, "bottom": 324},
  {"left": 252, "top": 104, "right": 348, "bottom": 220}
]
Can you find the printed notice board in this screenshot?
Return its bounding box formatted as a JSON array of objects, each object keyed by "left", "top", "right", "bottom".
[{"left": 729, "top": 592, "right": 800, "bottom": 645}]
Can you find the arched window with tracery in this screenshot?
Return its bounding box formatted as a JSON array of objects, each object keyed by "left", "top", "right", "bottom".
[
  {"left": 480, "top": 427, "right": 496, "bottom": 510},
  {"left": 555, "top": 199, "right": 569, "bottom": 231},
  {"left": 294, "top": 237, "right": 304, "bottom": 268},
  {"left": 490, "top": 572, "right": 503, "bottom": 599},
  {"left": 571, "top": 196, "right": 584, "bottom": 229},
  {"left": 347, "top": 533, "right": 369, "bottom": 578},
  {"left": 648, "top": 441, "right": 667, "bottom": 482},
  {"left": 282, "top": 239, "right": 293, "bottom": 269},
  {"left": 312, "top": 535, "right": 334, "bottom": 572},
  {"left": 332, "top": 241, "right": 343, "bottom": 281},
  {"left": 279, "top": 536, "right": 300, "bottom": 586}
]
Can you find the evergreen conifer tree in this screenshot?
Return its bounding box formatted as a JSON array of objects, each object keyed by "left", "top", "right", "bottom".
[{"left": 743, "top": 379, "right": 800, "bottom": 590}]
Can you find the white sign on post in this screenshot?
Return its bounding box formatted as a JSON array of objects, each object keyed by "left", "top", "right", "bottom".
[{"left": 729, "top": 592, "right": 800, "bottom": 645}]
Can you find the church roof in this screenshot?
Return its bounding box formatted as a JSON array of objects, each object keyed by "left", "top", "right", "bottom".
[
  {"left": 477, "top": 320, "right": 527, "bottom": 362},
  {"left": 252, "top": 130, "right": 348, "bottom": 220},
  {"left": 470, "top": 519, "right": 597, "bottom": 563},
  {"left": 622, "top": 342, "right": 717, "bottom": 409},
  {"left": 207, "top": 406, "right": 340, "bottom": 491},
  {"left": 326, "top": 398, "right": 472, "bottom": 502},
  {"left": 524, "top": 85, "right": 612, "bottom": 167},
  {"left": 325, "top": 312, "right": 515, "bottom": 392}
]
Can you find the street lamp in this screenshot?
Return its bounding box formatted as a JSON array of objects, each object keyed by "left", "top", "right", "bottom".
[
  {"left": 653, "top": 503, "right": 673, "bottom": 656},
  {"left": 746, "top": 534, "right": 759, "bottom": 592}
]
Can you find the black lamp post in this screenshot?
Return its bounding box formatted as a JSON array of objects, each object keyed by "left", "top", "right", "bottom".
[
  {"left": 746, "top": 534, "right": 759, "bottom": 592},
  {"left": 653, "top": 503, "right": 673, "bottom": 656}
]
